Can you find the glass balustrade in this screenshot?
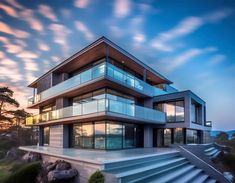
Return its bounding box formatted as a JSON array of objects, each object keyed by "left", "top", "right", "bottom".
[
  {"left": 28, "top": 62, "right": 167, "bottom": 106},
  {"left": 26, "top": 99, "right": 166, "bottom": 125}
]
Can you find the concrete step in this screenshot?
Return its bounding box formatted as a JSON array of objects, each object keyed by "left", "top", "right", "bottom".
[
  {"left": 117, "top": 157, "right": 187, "bottom": 181},
  {"left": 204, "top": 147, "right": 215, "bottom": 153},
  {"left": 104, "top": 152, "right": 180, "bottom": 170},
  {"left": 130, "top": 162, "right": 190, "bottom": 183},
  {"left": 141, "top": 164, "right": 195, "bottom": 183},
  {"left": 105, "top": 153, "right": 182, "bottom": 174},
  {"left": 191, "top": 174, "right": 209, "bottom": 183},
  {"left": 206, "top": 149, "right": 219, "bottom": 156},
  {"left": 172, "top": 168, "right": 203, "bottom": 183},
  {"left": 205, "top": 178, "right": 217, "bottom": 183},
  {"left": 212, "top": 150, "right": 221, "bottom": 158}
]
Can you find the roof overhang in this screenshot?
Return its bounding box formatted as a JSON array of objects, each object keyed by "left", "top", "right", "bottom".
[{"left": 28, "top": 37, "right": 172, "bottom": 88}]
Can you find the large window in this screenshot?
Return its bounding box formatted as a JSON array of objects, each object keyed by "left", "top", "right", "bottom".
[
  {"left": 73, "top": 121, "right": 141, "bottom": 149},
  {"left": 186, "top": 129, "right": 199, "bottom": 144},
  {"left": 155, "top": 101, "right": 184, "bottom": 122},
  {"left": 174, "top": 128, "right": 184, "bottom": 144},
  {"left": 43, "top": 127, "right": 50, "bottom": 146},
  {"left": 106, "top": 122, "right": 123, "bottom": 149},
  {"left": 94, "top": 122, "right": 105, "bottom": 149},
  {"left": 191, "top": 101, "right": 201, "bottom": 124}
]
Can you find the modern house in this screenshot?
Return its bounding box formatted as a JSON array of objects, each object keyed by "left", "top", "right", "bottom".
[
  {"left": 21, "top": 37, "right": 220, "bottom": 183},
  {"left": 25, "top": 36, "right": 212, "bottom": 149}
]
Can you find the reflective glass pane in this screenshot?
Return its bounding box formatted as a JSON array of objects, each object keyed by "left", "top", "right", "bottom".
[
  {"left": 81, "top": 69, "right": 92, "bottom": 83},
  {"left": 93, "top": 64, "right": 105, "bottom": 78},
  {"left": 174, "top": 128, "right": 184, "bottom": 144},
  {"left": 123, "top": 124, "right": 136, "bottom": 148},
  {"left": 73, "top": 125, "right": 82, "bottom": 148},
  {"left": 165, "top": 103, "right": 175, "bottom": 122},
  {"left": 44, "top": 127, "right": 50, "bottom": 146},
  {"left": 176, "top": 101, "right": 184, "bottom": 121},
  {"left": 106, "top": 122, "right": 122, "bottom": 149},
  {"left": 94, "top": 123, "right": 105, "bottom": 149}
]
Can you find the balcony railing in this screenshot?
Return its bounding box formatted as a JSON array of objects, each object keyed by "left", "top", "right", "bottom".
[
  {"left": 28, "top": 62, "right": 167, "bottom": 106},
  {"left": 26, "top": 99, "right": 166, "bottom": 125}
]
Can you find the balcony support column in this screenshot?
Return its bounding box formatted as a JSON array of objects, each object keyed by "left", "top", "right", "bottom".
[
  {"left": 144, "top": 125, "right": 153, "bottom": 148},
  {"left": 39, "top": 126, "right": 44, "bottom": 146},
  {"left": 143, "top": 68, "right": 147, "bottom": 82}
]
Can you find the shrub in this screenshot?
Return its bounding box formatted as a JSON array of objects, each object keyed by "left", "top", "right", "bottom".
[
  {"left": 3, "top": 161, "right": 41, "bottom": 183},
  {"left": 88, "top": 170, "right": 104, "bottom": 183},
  {"left": 220, "top": 153, "right": 235, "bottom": 171}
]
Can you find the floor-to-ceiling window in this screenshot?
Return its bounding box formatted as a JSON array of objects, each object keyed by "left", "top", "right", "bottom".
[
  {"left": 154, "top": 100, "right": 184, "bottom": 123},
  {"left": 164, "top": 129, "right": 172, "bottom": 146},
  {"left": 186, "top": 129, "right": 199, "bottom": 144},
  {"left": 94, "top": 122, "right": 106, "bottom": 149},
  {"left": 43, "top": 127, "right": 50, "bottom": 146},
  {"left": 106, "top": 122, "right": 123, "bottom": 149},
  {"left": 73, "top": 121, "right": 141, "bottom": 150},
  {"left": 173, "top": 128, "right": 184, "bottom": 144}
]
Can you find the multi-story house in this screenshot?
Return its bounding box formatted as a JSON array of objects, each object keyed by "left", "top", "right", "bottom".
[{"left": 26, "top": 37, "right": 212, "bottom": 150}]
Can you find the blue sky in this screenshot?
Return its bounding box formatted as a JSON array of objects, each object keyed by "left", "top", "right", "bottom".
[{"left": 0, "top": 0, "right": 235, "bottom": 130}]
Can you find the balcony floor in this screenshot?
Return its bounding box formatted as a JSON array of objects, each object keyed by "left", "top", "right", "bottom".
[{"left": 19, "top": 146, "right": 178, "bottom": 164}]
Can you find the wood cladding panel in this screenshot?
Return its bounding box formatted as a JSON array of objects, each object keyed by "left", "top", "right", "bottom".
[{"left": 49, "top": 125, "right": 63, "bottom": 147}]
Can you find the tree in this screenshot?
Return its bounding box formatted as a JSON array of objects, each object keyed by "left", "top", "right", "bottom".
[{"left": 0, "top": 87, "right": 19, "bottom": 126}]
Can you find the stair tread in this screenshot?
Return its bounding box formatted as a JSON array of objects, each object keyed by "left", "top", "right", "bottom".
[
  {"left": 212, "top": 150, "right": 221, "bottom": 158},
  {"left": 105, "top": 155, "right": 179, "bottom": 172},
  {"left": 206, "top": 149, "right": 218, "bottom": 156},
  {"left": 205, "top": 147, "right": 215, "bottom": 152},
  {"left": 205, "top": 178, "right": 217, "bottom": 183},
  {"left": 143, "top": 164, "right": 195, "bottom": 183},
  {"left": 191, "top": 174, "right": 209, "bottom": 183},
  {"left": 172, "top": 168, "right": 202, "bottom": 183},
  {"left": 113, "top": 157, "right": 186, "bottom": 177},
  {"left": 129, "top": 162, "right": 189, "bottom": 183}
]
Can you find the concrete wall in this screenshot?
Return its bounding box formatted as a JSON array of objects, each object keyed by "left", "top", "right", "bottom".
[{"left": 41, "top": 155, "right": 114, "bottom": 183}]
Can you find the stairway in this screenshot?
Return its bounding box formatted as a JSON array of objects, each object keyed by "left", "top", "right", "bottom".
[
  {"left": 104, "top": 151, "right": 217, "bottom": 183},
  {"left": 205, "top": 147, "right": 221, "bottom": 158}
]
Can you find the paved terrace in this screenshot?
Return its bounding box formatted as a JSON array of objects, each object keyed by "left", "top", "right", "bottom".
[{"left": 19, "top": 146, "right": 178, "bottom": 165}]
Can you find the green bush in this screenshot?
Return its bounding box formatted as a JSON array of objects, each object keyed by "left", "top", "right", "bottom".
[
  {"left": 2, "top": 161, "right": 41, "bottom": 183},
  {"left": 88, "top": 170, "right": 104, "bottom": 183},
  {"left": 219, "top": 153, "right": 235, "bottom": 171}
]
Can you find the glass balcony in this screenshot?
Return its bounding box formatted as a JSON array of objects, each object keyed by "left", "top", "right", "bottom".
[
  {"left": 28, "top": 62, "right": 167, "bottom": 106},
  {"left": 26, "top": 99, "right": 166, "bottom": 125}
]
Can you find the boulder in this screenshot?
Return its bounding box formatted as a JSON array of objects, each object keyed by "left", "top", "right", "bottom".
[
  {"left": 55, "top": 160, "right": 71, "bottom": 171},
  {"left": 22, "top": 152, "right": 41, "bottom": 162},
  {"left": 47, "top": 169, "right": 78, "bottom": 182},
  {"left": 5, "top": 147, "right": 18, "bottom": 160}
]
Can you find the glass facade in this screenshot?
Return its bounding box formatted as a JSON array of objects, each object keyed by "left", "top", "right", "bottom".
[
  {"left": 43, "top": 127, "right": 50, "bottom": 146},
  {"left": 73, "top": 121, "right": 142, "bottom": 149},
  {"left": 186, "top": 129, "right": 199, "bottom": 144},
  {"left": 173, "top": 128, "right": 184, "bottom": 144},
  {"left": 155, "top": 100, "right": 184, "bottom": 122}
]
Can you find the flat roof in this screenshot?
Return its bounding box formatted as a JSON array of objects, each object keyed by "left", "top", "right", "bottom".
[{"left": 28, "top": 36, "right": 172, "bottom": 87}]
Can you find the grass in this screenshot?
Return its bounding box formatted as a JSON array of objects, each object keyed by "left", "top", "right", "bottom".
[{"left": 0, "top": 159, "right": 17, "bottom": 182}]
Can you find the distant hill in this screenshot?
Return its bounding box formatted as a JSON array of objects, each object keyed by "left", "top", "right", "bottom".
[{"left": 211, "top": 130, "right": 235, "bottom": 140}]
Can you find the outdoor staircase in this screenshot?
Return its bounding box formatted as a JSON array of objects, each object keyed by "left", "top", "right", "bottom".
[
  {"left": 205, "top": 147, "right": 221, "bottom": 158},
  {"left": 104, "top": 151, "right": 217, "bottom": 183}
]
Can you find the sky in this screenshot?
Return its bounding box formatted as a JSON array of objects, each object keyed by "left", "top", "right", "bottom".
[{"left": 0, "top": 0, "right": 235, "bottom": 131}]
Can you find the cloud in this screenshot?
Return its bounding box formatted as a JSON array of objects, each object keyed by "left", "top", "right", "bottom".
[
  {"left": 161, "top": 47, "right": 216, "bottom": 72},
  {"left": 151, "top": 17, "right": 203, "bottom": 52},
  {"left": 4, "top": 43, "right": 23, "bottom": 54},
  {"left": 74, "top": 0, "right": 90, "bottom": 8},
  {"left": 75, "top": 21, "right": 94, "bottom": 41},
  {"left": 22, "top": 58, "right": 39, "bottom": 71},
  {"left": 16, "top": 51, "right": 39, "bottom": 59},
  {"left": 0, "top": 21, "right": 30, "bottom": 38},
  {"left": 19, "top": 9, "right": 44, "bottom": 33},
  {"left": 38, "top": 4, "right": 58, "bottom": 22},
  {"left": 37, "top": 41, "right": 50, "bottom": 51},
  {"left": 49, "top": 23, "right": 70, "bottom": 55},
  {"left": 151, "top": 9, "right": 232, "bottom": 52},
  {"left": 133, "top": 33, "right": 145, "bottom": 43},
  {"left": 208, "top": 54, "right": 226, "bottom": 65},
  {"left": 114, "top": 0, "right": 131, "bottom": 18},
  {"left": 0, "top": 3, "right": 18, "bottom": 17},
  {"left": 6, "top": 0, "right": 24, "bottom": 10}
]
